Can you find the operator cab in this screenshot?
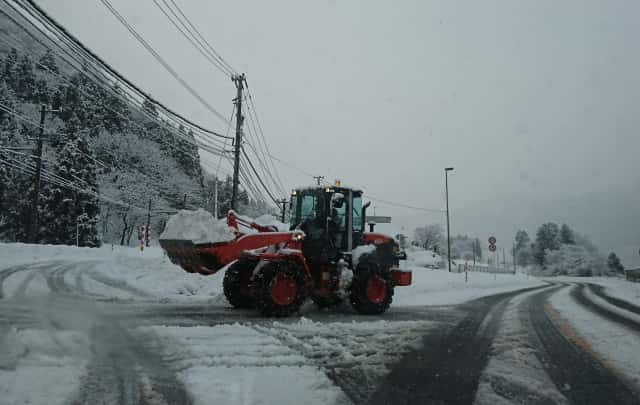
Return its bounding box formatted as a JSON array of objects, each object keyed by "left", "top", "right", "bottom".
[{"left": 289, "top": 183, "right": 365, "bottom": 261}]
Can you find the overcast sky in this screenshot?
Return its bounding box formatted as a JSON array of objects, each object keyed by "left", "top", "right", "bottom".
[{"left": 36, "top": 0, "right": 640, "bottom": 264}]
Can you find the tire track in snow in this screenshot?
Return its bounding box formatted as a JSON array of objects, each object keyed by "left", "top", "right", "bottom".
[
  {"left": 586, "top": 283, "right": 640, "bottom": 316},
  {"left": 530, "top": 283, "right": 638, "bottom": 405},
  {"left": 367, "top": 285, "right": 547, "bottom": 405},
  {"left": 71, "top": 324, "right": 192, "bottom": 405},
  {"left": 0, "top": 264, "right": 43, "bottom": 299},
  {"left": 474, "top": 284, "right": 570, "bottom": 405},
  {"left": 571, "top": 283, "right": 640, "bottom": 334},
  {"left": 85, "top": 269, "right": 154, "bottom": 299},
  {"left": 250, "top": 317, "right": 443, "bottom": 404}
]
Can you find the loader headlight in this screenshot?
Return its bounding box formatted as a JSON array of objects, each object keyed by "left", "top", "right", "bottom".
[{"left": 292, "top": 232, "right": 304, "bottom": 242}]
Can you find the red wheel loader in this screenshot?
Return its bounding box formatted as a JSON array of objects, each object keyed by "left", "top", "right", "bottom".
[{"left": 159, "top": 185, "right": 411, "bottom": 317}]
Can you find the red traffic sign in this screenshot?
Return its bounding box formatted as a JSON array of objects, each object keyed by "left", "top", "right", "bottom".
[
  {"left": 488, "top": 236, "right": 497, "bottom": 245},
  {"left": 489, "top": 244, "right": 497, "bottom": 252}
]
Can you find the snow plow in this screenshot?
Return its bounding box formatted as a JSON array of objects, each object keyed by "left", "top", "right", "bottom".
[{"left": 160, "top": 185, "right": 411, "bottom": 317}]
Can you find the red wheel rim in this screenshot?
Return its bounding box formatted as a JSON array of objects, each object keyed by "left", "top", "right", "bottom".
[
  {"left": 271, "top": 273, "right": 298, "bottom": 306},
  {"left": 366, "top": 275, "right": 387, "bottom": 304}
]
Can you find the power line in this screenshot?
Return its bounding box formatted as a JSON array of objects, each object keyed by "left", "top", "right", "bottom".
[
  {"left": 167, "top": 0, "right": 236, "bottom": 75},
  {"left": 152, "top": 0, "right": 233, "bottom": 77},
  {"left": 365, "top": 195, "right": 446, "bottom": 213},
  {"left": 97, "top": 0, "right": 230, "bottom": 126},
  {"left": 244, "top": 88, "right": 287, "bottom": 193},
  {"left": 6, "top": 0, "right": 231, "bottom": 141},
  {"left": 241, "top": 146, "right": 278, "bottom": 204},
  {"left": 0, "top": 155, "right": 146, "bottom": 211}
]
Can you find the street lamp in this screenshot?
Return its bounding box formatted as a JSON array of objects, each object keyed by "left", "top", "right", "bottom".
[{"left": 445, "top": 167, "right": 454, "bottom": 272}]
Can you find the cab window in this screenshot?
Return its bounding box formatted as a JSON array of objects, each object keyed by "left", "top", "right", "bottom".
[
  {"left": 352, "top": 195, "right": 362, "bottom": 231},
  {"left": 300, "top": 194, "right": 317, "bottom": 222}
]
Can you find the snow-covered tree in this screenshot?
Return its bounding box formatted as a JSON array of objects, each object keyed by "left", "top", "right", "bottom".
[
  {"left": 534, "top": 222, "right": 560, "bottom": 265},
  {"left": 607, "top": 252, "right": 624, "bottom": 274},
  {"left": 39, "top": 116, "right": 100, "bottom": 246},
  {"left": 37, "top": 49, "right": 58, "bottom": 74},
  {"left": 544, "top": 244, "right": 606, "bottom": 276},
  {"left": 514, "top": 229, "right": 532, "bottom": 265},
  {"left": 559, "top": 223, "right": 575, "bottom": 245},
  {"left": 413, "top": 224, "right": 445, "bottom": 252},
  {"left": 2, "top": 48, "right": 18, "bottom": 84},
  {"left": 15, "top": 55, "right": 36, "bottom": 100}
]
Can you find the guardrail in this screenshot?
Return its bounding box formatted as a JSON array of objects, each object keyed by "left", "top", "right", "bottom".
[
  {"left": 453, "top": 263, "right": 515, "bottom": 275},
  {"left": 625, "top": 268, "right": 640, "bottom": 282}
]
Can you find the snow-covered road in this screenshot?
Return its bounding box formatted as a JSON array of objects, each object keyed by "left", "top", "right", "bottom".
[{"left": 1, "top": 244, "right": 639, "bottom": 405}]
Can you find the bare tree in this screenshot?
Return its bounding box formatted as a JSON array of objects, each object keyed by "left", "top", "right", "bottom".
[{"left": 413, "top": 224, "right": 445, "bottom": 251}]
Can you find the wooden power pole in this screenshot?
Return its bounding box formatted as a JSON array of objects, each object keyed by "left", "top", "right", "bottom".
[
  {"left": 28, "top": 105, "right": 60, "bottom": 243},
  {"left": 231, "top": 73, "right": 245, "bottom": 211}
]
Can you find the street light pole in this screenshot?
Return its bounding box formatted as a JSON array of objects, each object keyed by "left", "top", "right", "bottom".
[{"left": 445, "top": 167, "right": 454, "bottom": 272}]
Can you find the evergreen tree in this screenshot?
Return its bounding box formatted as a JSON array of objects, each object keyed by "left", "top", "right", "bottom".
[
  {"left": 606, "top": 252, "right": 624, "bottom": 274},
  {"left": 0, "top": 82, "right": 26, "bottom": 241},
  {"left": 2, "top": 48, "right": 18, "bottom": 84},
  {"left": 559, "top": 223, "right": 575, "bottom": 245},
  {"left": 514, "top": 229, "right": 531, "bottom": 265},
  {"left": 103, "top": 83, "right": 129, "bottom": 132},
  {"left": 37, "top": 49, "right": 59, "bottom": 74},
  {"left": 33, "top": 78, "right": 50, "bottom": 104},
  {"left": 15, "top": 54, "right": 36, "bottom": 100},
  {"left": 39, "top": 115, "right": 100, "bottom": 246},
  {"left": 534, "top": 222, "right": 560, "bottom": 265}
]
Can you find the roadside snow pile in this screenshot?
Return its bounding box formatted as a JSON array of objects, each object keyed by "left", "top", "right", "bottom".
[
  {"left": 405, "top": 247, "right": 444, "bottom": 269},
  {"left": 160, "top": 209, "right": 235, "bottom": 244},
  {"left": 254, "top": 214, "right": 289, "bottom": 232}
]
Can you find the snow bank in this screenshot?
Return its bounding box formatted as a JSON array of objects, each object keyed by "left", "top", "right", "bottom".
[
  {"left": 0, "top": 242, "right": 163, "bottom": 269},
  {"left": 160, "top": 209, "right": 235, "bottom": 244},
  {"left": 405, "top": 247, "right": 444, "bottom": 269}
]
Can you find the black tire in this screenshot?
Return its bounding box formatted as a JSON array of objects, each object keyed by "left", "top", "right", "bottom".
[
  {"left": 223, "top": 260, "right": 255, "bottom": 309},
  {"left": 254, "top": 260, "right": 307, "bottom": 317},
  {"left": 349, "top": 258, "right": 394, "bottom": 315},
  {"left": 311, "top": 294, "right": 343, "bottom": 309}
]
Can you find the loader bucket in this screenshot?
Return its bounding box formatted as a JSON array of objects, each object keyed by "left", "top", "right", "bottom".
[{"left": 159, "top": 239, "right": 225, "bottom": 275}]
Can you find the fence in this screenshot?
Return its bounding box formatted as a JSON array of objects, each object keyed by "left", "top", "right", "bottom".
[
  {"left": 453, "top": 263, "right": 515, "bottom": 275},
  {"left": 626, "top": 268, "right": 640, "bottom": 282}
]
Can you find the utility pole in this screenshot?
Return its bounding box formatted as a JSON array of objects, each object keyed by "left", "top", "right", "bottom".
[
  {"left": 214, "top": 180, "right": 219, "bottom": 218},
  {"left": 146, "top": 199, "right": 151, "bottom": 247},
  {"left": 277, "top": 198, "right": 288, "bottom": 223},
  {"left": 313, "top": 175, "right": 324, "bottom": 186},
  {"left": 512, "top": 242, "right": 517, "bottom": 273},
  {"left": 29, "top": 105, "right": 60, "bottom": 243},
  {"left": 231, "top": 73, "right": 246, "bottom": 211},
  {"left": 445, "top": 167, "right": 454, "bottom": 272}
]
